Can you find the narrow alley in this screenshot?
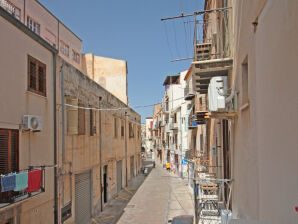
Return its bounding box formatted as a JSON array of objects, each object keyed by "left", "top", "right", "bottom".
[
  {"left": 117, "top": 163, "right": 194, "bottom": 224},
  {"left": 0, "top": 0, "right": 298, "bottom": 224}
]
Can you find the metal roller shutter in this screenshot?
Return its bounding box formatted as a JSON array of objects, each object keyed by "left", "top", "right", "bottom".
[{"left": 75, "top": 171, "right": 91, "bottom": 224}]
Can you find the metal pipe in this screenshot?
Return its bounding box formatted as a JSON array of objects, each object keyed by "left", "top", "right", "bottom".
[
  {"left": 125, "top": 112, "right": 128, "bottom": 187},
  {"left": 161, "top": 7, "right": 231, "bottom": 21},
  {"left": 53, "top": 53, "right": 58, "bottom": 224},
  {"left": 60, "top": 63, "right": 65, "bottom": 163},
  {"left": 192, "top": 57, "right": 233, "bottom": 65},
  {"left": 99, "top": 103, "right": 103, "bottom": 211}
]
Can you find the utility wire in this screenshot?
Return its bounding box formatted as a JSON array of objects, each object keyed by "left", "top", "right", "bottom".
[
  {"left": 172, "top": 21, "right": 181, "bottom": 58},
  {"left": 163, "top": 22, "right": 174, "bottom": 59},
  {"left": 63, "top": 97, "right": 185, "bottom": 111}
]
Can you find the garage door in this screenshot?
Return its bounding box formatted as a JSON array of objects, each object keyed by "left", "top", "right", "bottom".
[{"left": 75, "top": 171, "right": 91, "bottom": 224}]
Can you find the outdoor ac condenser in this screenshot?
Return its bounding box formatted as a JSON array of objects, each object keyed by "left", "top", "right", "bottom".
[
  {"left": 208, "top": 76, "right": 228, "bottom": 112},
  {"left": 23, "top": 115, "right": 43, "bottom": 131}
]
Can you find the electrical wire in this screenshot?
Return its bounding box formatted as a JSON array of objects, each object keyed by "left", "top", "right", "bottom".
[
  {"left": 62, "top": 97, "right": 186, "bottom": 111},
  {"left": 163, "top": 22, "right": 174, "bottom": 59},
  {"left": 183, "top": 18, "right": 190, "bottom": 57},
  {"left": 172, "top": 20, "right": 181, "bottom": 58}
]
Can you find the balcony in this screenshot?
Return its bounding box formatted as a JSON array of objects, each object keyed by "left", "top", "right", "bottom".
[
  {"left": 188, "top": 115, "right": 198, "bottom": 129},
  {"left": 194, "top": 94, "right": 208, "bottom": 124},
  {"left": 192, "top": 7, "right": 233, "bottom": 94},
  {"left": 0, "top": 0, "right": 21, "bottom": 20},
  {"left": 0, "top": 167, "right": 45, "bottom": 209},
  {"left": 169, "top": 123, "right": 178, "bottom": 130}
]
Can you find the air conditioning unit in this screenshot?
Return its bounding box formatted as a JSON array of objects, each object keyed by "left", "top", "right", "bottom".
[
  {"left": 208, "top": 76, "right": 228, "bottom": 112},
  {"left": 23, "top": 115, "right": 43, "bottom": 131}
]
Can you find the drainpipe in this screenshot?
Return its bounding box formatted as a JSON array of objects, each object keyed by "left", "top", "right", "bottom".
[
  {"left": 99, "top": 103, "right": 103, "bottom": 211},
  {"left": 53, "top": 53, "right": 58, "bottom": 224},
  {"left": 60, "top": 62, "right": 73, "bottom": 222},
  {"left": 60, "top": 63, "right": 65, "bottom": 163},
  {"left": 125, "top": 111, "right": 128, "bottom": 187}
]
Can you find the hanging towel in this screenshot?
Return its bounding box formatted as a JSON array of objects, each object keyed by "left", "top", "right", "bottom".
[
  {"left": 1, "top": 173, "right": 16, "bottom": 192},
  {"left": 14, "top": 171, "right": 28, "bottom": 191},
  {"left": 26, "top": 169, "right": 41, "bottom": 192}
]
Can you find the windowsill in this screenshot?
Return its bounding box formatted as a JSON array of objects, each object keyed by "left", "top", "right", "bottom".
[
  {"left": 26, "top": 90, "right": 47, "bottom": 99},
  {"left": 240, "top": 102, "right": 250, "bottom": 111}
]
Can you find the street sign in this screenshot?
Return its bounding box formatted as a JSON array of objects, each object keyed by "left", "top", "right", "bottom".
[{"left": 182, "top": 159, "right": 188, "bottom": 165}]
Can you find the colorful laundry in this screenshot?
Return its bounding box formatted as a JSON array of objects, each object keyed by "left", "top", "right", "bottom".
[
  {"left": 25, "top": 169, "right": 41, "bottom": 192},
  {"left": 14, "top": 171, "right": 28, "bottom": 191},
  {"left": 1, "top": 173, "right": 16, "bottom": 192}
]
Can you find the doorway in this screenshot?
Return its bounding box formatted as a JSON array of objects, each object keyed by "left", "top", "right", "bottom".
[
  {"left": 116, "top": 160, "right": 122, "bottom": 193},
  {"left": 103, "top": 165, "right": 108, "bottom": 203}
]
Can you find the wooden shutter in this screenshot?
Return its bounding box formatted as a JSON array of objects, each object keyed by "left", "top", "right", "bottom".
[
  {"left": 78, "top": 104, "right": 85, "bottom": 135},
  {"left": 10, "top": 130, "right": 18, "bottom": 172},
  {"left": 89, "top": 109, "right": 93, "bottom": 136},
  {"left": 29, "top": 59, "right": 36, "bottom": 90},
  {"left": 0, "top": 129, "right": 18, "bottom": 202},
  {"left": 0, "top": 130, "right": 9, "bottom": 174},
  {"left": 67, "top": 98, "right": 78, "bottom": 135}
]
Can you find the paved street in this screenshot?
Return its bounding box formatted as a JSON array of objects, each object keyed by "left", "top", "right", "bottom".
[{"left": 117, "top": 163, "right": 194, "bottom": 224}]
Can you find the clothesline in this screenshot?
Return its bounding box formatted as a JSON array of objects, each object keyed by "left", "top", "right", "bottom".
[{"left": 0, "top": 168, "right": 44, "bottom": 193}]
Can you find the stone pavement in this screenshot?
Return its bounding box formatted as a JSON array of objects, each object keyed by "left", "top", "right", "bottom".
[
  {"left": 91, "top": 159, "right": 153, "bottom": 224},
  {"left": 117, "top": 164, "right": 194, "bottom": 224}
]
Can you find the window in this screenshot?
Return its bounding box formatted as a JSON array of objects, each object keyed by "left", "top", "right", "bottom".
[
  {"left": 129, "top": 123, "right": 134, "bottom": 138},
  {"left": 0, "top": 129, "right": 18, "bottom": 174},
  {"left": 60, "top": 41, "right": 69, "bottom": 57},
  {"left": 0, "top": 0, "right": 21, "bottom": 20},
  {"left": 72, "top": 50, "right": 80, "bottom": 64},
  {"left": 0, "top": 129, "right": 18, "bottom": 202},
  {"left": 114, "top": 117, "right": 118, "bottom": 138},
  {"left": 66, "top": 98, "right": 78, "bottom": 135},
  {"left": 242, "top": 57, "right": 249, "bottom": 104},
  {"left": 89, "top": 109, "right": 96, "bottom": 136},
  {"left": 28, "top": 55, "right": 46, "bottom": 96},
  {"left": 78, "top": 103, "right": 85, "bottom": 135},
  {"left": 121, "top": 120, "right": 124, "bottom": 137},
  {"left": 27, "top": 16, "right": 40, "bottom": 35}
]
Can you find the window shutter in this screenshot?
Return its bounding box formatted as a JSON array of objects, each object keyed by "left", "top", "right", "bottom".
[
  {"left": 29, "top": 61, "right": 36, "bottom": 90},
  {"left": 0, "top": 131, "right": 9, "bottom": 174},
  {"left": 78, "top": 104, "right": 85, "bottom": 135},
  {"left": 10, "top": 131, "right": 18, "bottom": 172},
  {"left": 89, "top": 109, "right": 93, "bottom": 136},
  {"left": 38, "top": 65, "right": 45, "bottom": 93},
  {"left": 67, "top": 98, "right": 78, "bottom": 135}
]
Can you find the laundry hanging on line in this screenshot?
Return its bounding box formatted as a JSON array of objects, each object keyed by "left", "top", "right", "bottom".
[
  {"left": 26, "top": 169, "right": 41, "bottom": 192},
  {"left": 1, "top": 173, "right": 16, "bottom": 192},
  {"left": 14, "top": 171, "right": 28, "bottom": 191}
]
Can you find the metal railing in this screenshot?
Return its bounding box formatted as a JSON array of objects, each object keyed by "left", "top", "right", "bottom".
[
  {"left": 194, "top": 8, "right": 232, "bottom": 61},
  {"left": 0, "top": 0, "right": 20, "bottom": 20},
  {"left": 0, "top": 166, "right": 46, "bottom": 209}
]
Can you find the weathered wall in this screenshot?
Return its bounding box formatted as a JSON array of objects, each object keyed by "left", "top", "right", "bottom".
[
  {"left": 56, "top": 56, "right": 141, "bottom": 223},
  {"left": 0, "top": 12, "right": 55, "bottom": 224},
  {"left": 82, "top": 54, "right": 128, "bottom": 105}
]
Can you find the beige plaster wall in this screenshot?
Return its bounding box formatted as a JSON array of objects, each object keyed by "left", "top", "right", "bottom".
[
  {"left": 0, "top": 15, "right": 54, "bottom": 224},
  {"left": 82, "top": 54, "right": 128, "bottom": 105},
  {"left": 9, "top": 0, "right": 83, "bottom": 71},
  {"left": 231, "top": 0, "right": 298, "bottom": 223}
]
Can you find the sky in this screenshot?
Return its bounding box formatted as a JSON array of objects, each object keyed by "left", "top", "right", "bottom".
[{"left": 39, "top": 0, "right": 204, "bottom": 123}]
